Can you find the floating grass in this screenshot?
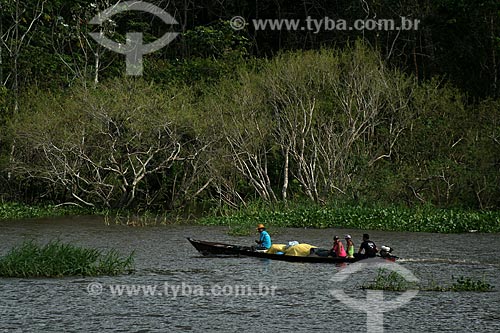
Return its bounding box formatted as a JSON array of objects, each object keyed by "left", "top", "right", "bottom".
[
  {"left": 362, "top": 269, "right": 494, "bottom": 292},
  {"left": 361, "top": 268, "right": 419, "bottom": 291},
  {"left": 200, "top": 201, "right": 500, "bottom": 233},
  {"left": 0, "top": 240, "right": 134, "bottom": 278},
  {"left": 422, "top": 276, "right": 495, "bottom": 292}
]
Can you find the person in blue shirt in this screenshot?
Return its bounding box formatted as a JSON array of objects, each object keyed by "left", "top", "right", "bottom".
[{"left": 255, "top": 224, "right": 272, "bottom": 250}]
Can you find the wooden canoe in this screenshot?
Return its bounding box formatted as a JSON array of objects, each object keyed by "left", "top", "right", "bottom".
[{"left": 187, "top": 237, "right": 397, "bottom": 263}]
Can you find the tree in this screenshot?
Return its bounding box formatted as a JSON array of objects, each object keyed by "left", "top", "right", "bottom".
[{"left": 11, "top": 79, "right": 205, "bottom": 208}]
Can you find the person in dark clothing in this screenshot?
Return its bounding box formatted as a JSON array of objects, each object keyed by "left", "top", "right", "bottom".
[{"left": 357, "top": 233, "right": 378, "bottom": 258}]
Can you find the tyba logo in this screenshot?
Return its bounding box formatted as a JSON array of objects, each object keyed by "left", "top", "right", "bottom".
[
  {"left": 89, "top": 1, "right": 179, "bottom": 75},
  {"left": 329, "top": 258, "right": 419, "bottom": 332}
]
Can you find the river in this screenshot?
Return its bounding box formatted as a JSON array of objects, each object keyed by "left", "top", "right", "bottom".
[{"left": 1, "top": 216, "right": 499, "bottom": 332}]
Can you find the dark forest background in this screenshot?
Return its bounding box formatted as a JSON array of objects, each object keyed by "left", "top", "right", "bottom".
[{"left": 1, "top": 0, "right": 499, "bottom": 211}]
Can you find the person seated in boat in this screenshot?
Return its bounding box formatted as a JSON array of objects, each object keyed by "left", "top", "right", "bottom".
[
  {"left": 344, "top": 234, "right": 355, "bottom": 259},
  {"left": 330, "top": 235, "right": 347, "bottom": 258},
  {"left": 255, "top": 224, "right": 272, "bottom": 250},
  {"left": 356, "top": 233, "right": 378, "bottom": 258}
]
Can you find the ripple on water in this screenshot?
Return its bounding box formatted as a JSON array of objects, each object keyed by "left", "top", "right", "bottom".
[{"left": 1, "top": 219, "right": 499, "bottom": 332}]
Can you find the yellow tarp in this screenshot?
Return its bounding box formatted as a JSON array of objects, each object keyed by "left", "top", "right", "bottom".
[
  {"left": 284, "top": 243, "right": 317, "bottom": 256},
  {"left": 267, "top": 244, "right": 287, "bottom": 254}
]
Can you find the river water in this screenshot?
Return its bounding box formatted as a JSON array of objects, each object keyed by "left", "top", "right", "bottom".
[{"left": 0, "top": 216, "right": 499, "bottom": 332}]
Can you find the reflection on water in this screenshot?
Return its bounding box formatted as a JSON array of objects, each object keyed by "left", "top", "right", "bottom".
[{"left": 1, "top": 217, "right": 499, "bottom": 332}]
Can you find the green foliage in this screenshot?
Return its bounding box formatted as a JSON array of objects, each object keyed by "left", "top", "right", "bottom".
[
  {"left": 11, "top": 79, "right": 197, "bottom": 209},
  {"left": 447, "top": 276, "right": 494, "bottom": 292},
  {"left": 362, "top": 268, "right": 418, "bottom": 291},
  {"left": 181, "top": 21, "right": 250, "bottom": 59},
  {"left": 0, "top": 86, "right": 8, "bottom": 112},
  {"left": 0, "top": 202, "right": 94, "bottom": 220},
  {"left": 146, "top": 20, "right": 251, "bottom": 85},
  {"left": 0, "top": 240, "right": 134, "bottom": 277},
  {"left": 423, "top": 277, "right": 494, "bottom": 292},
  {"left": 0, "top": 0, "right": 499, "bottom": 95},
  {"left": 363, "top": 269, "right": 494, "bottom": 292},
  {"left": 197, "top": 44, "right": 500, "bottom": 208},
  {"left": 199, "top": 201, "right": 500, "bottom": 233},
  {"left": 424, "top": 276, "right": 495, "bottom": 292},
  {"left": 3, "top": 43, "right": 500, "bottom": 214}
]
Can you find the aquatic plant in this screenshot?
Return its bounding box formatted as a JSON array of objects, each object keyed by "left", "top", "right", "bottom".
[
  {"left": 423, "top": 276, "right": 494, "bottom": 292},
  {"left": 199, "top": 201, "right": 500, "bottom": 233},
  {"left": 448, "top": 276, "right": 494, "bottom": 292},
  {"left": 361, "top": 268, "right": 418, "bottom": 291},
  {"left": 363, "top": 269, "right": 494, "bottom": 292},
  {"left": 0, "top": 202, "right": 94, "bottom": 220},
  {"left": 0, "top": 240, "right": 134, "bottom": 278}
]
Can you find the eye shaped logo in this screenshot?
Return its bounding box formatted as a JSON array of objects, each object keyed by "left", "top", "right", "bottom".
[
  {"left": 89, "top": 1, "right": 179, "bottom": 76},
  {"left": 329, "top": 258, "right": 419, "bottom": 332}
]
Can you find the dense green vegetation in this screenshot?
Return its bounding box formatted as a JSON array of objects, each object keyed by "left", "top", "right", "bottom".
[
  {"left": 363, "top": 269, "right": 494, "bottom": 292},
  {"left": 1, "top": 1, "right": 499, "bottom": 231},
  {"left": 3, "top": 199, "right": 498, "bottom": 234},
  {"left": 0, "top": 202, "right": 94, "bottom": 220},
  {"left": 1, "top": 1, "right": 498, "bottom": 96},
  {"left": 200, "top": 202, "right": 500, "bottom": 233},
  {"left": 0, "top": 240, "right": 134, "bottom": 277},
  {"left": 4, "top": 46, "right": 500, "bottom": 212}
]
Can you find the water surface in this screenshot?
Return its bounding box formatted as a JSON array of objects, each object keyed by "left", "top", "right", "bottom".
[{"left": 1, "top": 217, "right": 499, "bottom": 332}]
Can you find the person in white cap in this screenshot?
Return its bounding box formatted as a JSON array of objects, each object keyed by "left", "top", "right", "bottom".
[{"left": 344, "top": 234, "right": 355, "bottom": 258}]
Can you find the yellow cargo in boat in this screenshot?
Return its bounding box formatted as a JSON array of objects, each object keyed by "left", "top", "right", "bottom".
[
  {"left": 267, "top": 244, "right": 287, "bottom": 254},
  {"left": 284, "top": 244, "right": 317, "bottom": 256}
]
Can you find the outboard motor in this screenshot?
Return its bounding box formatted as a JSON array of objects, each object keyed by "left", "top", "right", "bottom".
[{"left": 379, "top": 245, "right": 393, "bottom": 258}]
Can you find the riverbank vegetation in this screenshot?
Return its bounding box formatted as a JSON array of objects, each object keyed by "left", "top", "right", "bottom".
[
  {"left": 363, "top": 269, "right": 494, "bottom": 292},
  {"left": 4, "top": 199, "right": 497, "bottom": 234},
  {"left": 1, "top": 1, "right": 499, "bottom": 232},
  {"left": 200, "top": 202, "right": 500, "bottom": 233},
  {"left": 0, "top": 202, "right": 94, "bottom": 220},
  {"left": 0, "top": 240, "right": 134, "bottom": 278}
]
